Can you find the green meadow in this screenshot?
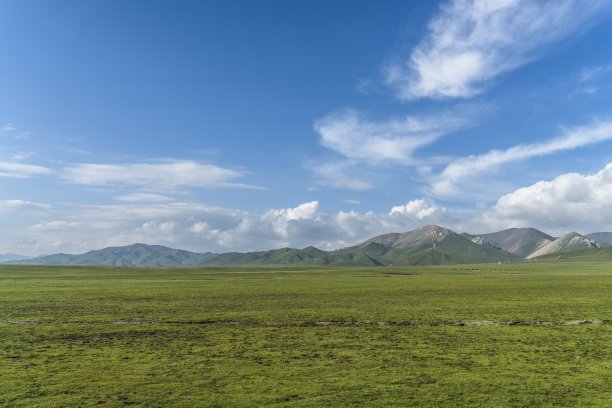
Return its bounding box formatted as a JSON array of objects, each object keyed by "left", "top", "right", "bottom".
[{"left": 1, "top": 263, "right": 612, "bottom": 407}]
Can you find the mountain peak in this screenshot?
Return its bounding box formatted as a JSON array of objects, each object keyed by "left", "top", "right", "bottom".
[{"left": 359, "top": 225, "right": 454, "bottom": 249}]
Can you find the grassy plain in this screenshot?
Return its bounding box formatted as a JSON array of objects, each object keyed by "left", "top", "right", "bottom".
[{"left": 1, "top": 263, "right": 612, "bottom": 407}]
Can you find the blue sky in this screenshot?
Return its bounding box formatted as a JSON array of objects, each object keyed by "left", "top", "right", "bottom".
[{"left": 3, "top": 0, "right": 612, "bottom": 255}]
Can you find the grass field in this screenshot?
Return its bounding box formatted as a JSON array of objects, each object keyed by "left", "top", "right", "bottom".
[{"left": 1, "top": 263, "right": 612, "bottom": 407}]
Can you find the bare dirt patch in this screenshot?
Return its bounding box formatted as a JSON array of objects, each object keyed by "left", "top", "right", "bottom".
[
  {"left": 111, "top": 320, "right": 154, "bottom": 325},
  {"left": 563, "top": 320, "right": 604, "bottom": 325},
  {"left": 314, "top": 321, "right": 354, "bottom": 326},
  {"left": 165, "top": 320, "right": 242, "bottom": 325}
]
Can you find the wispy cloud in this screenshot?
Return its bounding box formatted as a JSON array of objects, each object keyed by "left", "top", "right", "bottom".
[
  {"left": 314, "top": 108, "right": 472, "bottom": 164},
  {"left": 62, "top": 160, "right": 261, "bottom": 190},
  {"left": 11, "top": 152, "right": 36, "bottom": 160},
  {"left": 579, "top": 64, "right": 612, "bottom": 83},
  {"left": 0, "top": 124, "right": 32, "bottom": 140},
  {"left": 572, "top": 63, "right": 612, "bottom": 95},
  {"left": 310, "top": 160, "right": 374, "bottom": 191},
  {"left": 114, "top": 193, "right": 173, "bottom": 203},
  {"left": 0, "top": 199, "right": 50, "bottom": 213},
  {"left": 387, "top": 0, "right": 610, "bottom": 100},
  {"left": 431, "top": 119, "right": 612, "bottom": 196},
  {"left": 0, "top": 161, "right": 52, "bottom": 178}
]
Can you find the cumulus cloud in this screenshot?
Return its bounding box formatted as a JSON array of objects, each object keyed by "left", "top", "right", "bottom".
[
  {"left": 391, "top": 199, "right": 440, "bottom": 220},
  {"left": 431, "top": 119, "right": 612, "bottom": 197},
  {"left": 314, "top": 108, "right": 471, "bottom": 164},
  {"left": 478, "top": 162, "right": 612, "bottom": 234},
  {"left": 387, "top": 0, "right": 610, "bottom": 99},
  {"left": 62, "top": 160, "right": 260, "bottom": 190},
  {"left": 0, "top": 161, "right": 52, "bottom": 178},
  {"left": 4, "top": 199, "right": 449, "bottom": 255}
]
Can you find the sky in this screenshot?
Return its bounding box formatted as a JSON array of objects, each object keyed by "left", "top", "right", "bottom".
[{"left": 3, "top": 0, "right": 612, "bottom": 256}]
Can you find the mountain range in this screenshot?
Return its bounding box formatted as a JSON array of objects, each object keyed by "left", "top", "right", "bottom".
[
  {"left": 3, "top": 225, "right": 611, "bottom": 267},
  {"left": 7, "top": 243, "right": 216, "bottom": 267},
  {"left": 0, "top": 253, "right": 30, "bottom": 263}
]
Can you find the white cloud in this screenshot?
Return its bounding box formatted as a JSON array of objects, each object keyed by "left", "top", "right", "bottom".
[
  {"left": 579, "top": 64, "right": 612, "bottom": 83},
  {"left": 573, "top": 63, "right": 612, "bottom": 95},
  {"left": 3, "top": 199, "right": 450, "bottom": 255},
  {"left": 62, "top": 160, "right": 260, "bottom": 190},
  {"left": 387, "top": 0, "right": 610, "bottom": 99},
  {"left": 314, "top": 108, "right": 471, "bottom": 164},
  {"left": 431, "top": 119, "right": 612, "bottom": 197},
  {"left": 0, "top": 200, "right": 50, "bottom": 213},
  {"left": 114, "top": 193, "right": 173, "bottom": 203},
  {"left": 0, "top": 161, "right": 52, "bottom": 178},
  {"left": 478, "top": 162, "right": 612, "bottom": 234},
  {"left": 11, "top": 152, "right": 36, "bottom": 160},
  {"left": 1, "top": 126, "right": 33, "bottom": 140},
  {"left": 391, "top": 199, "right": 439, "bottom": 220}
]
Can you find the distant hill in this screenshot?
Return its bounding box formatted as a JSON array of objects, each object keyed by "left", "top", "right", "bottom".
[
  {"left": 203, "top": 225, "right": 520, "bottom": 266},
  {"left": 0, "top": 253, "right": 30, "bottom": 263},
  {"left": 8, "top": 243, "right": 217, "bottom": 267},
  {"left": 463, "top": 228, "right": 554, "bottom": 258},
  {"left": 529, "top": 246, "right": 612, "bottom": 262},
  {"left": 585, "top": 232, "right": 612, "bottom": 247},
  {"left": 201, "top": 246, "right": 348, "bottom": 267},
  {"left": 526, "top": 233, "right": 600, "bottom": 260},
  {"left": 201, "top": 245, "right": 394, "bottom": 267}
]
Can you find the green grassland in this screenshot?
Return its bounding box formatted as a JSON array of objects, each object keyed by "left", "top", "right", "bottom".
[{"left": 1, "top": 263, "right": 612, "bottom": 407}]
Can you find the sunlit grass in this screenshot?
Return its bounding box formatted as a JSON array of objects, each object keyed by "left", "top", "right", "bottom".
[{"left": 1, "top": 263, "right": 611, "bottom": 406}]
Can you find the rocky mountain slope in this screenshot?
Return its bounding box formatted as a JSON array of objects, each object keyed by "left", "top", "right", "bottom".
[
  {"left": 359, "top": 225, "right": 453, "bottom": 248},
  {"left": 462, "top": 228, "right": 555, "bottom": 258},
  {"left": 529, "top": 246, "right": 612, "bottom": 262},
  {"left": 525, "top": 233, "right": 600, "bottom": 260},
  {"left": 585, "top": 232, "right": 612, "bottom": 246}
]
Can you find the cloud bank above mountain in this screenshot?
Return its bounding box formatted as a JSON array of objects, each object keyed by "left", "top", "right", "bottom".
[
  {"left": 6, "top": 160, "right": 612, "bottom": 256},
  {"left": 481, "top": 162, "right": 612, "bottom": 233}
]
